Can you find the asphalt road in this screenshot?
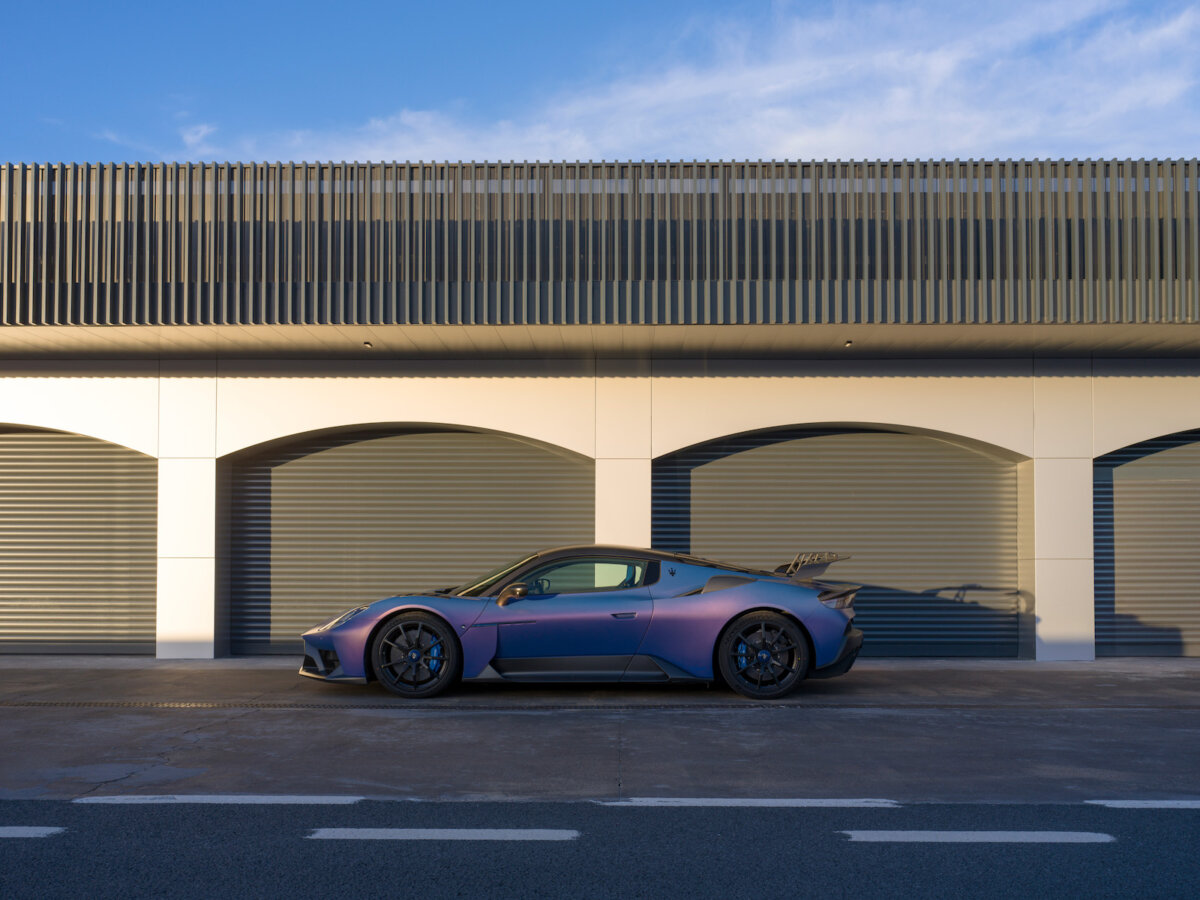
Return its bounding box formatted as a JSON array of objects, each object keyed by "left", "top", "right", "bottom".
[{"left": 1, "top": 799, "right": 1197, "bottom": 899}]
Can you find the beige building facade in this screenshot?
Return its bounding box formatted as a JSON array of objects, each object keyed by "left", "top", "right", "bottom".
[{"left": 1, "top": 352, "right": 1198, "bottom": 660}]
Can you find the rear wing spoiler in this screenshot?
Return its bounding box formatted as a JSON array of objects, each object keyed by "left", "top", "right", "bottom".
[{"left": 774, "top": 551, "right": 851, "bottom": 579}]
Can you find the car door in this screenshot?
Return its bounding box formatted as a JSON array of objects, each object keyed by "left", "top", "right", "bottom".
[{"left": 480, "top": 557, "right": 654, "bottom": 679}]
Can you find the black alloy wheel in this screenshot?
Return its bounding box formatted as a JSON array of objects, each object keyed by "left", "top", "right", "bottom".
[
  {"left": 717, "top": 611, "right": 810, "bottom": 699},
  {"left": 371, "top": 611, "right": 461, "bottom": 699}
]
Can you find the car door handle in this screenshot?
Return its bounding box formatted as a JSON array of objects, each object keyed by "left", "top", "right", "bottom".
[{"left": 611, "top": 612, "right": 637, "bottom": 619}]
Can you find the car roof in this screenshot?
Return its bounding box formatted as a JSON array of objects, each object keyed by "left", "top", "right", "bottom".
[{"left": 527, "top": 544, "right": 776, "bottom": 576}]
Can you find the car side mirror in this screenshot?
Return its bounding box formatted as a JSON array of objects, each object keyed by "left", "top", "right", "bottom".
[{"left": 496, "top": 583, "right": 529, "bottom": 607}]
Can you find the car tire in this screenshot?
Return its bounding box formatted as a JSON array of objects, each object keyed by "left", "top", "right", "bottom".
[
  {"left": 717, "top": 611, "right": 810, "bottom": 700},
  {"left": 371, "top": 611, "right": 462, "bottom": 699}
]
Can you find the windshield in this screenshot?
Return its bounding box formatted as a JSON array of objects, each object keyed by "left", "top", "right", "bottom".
[{"left": 454, "top": 553, "right": 538, "bottom": 597}]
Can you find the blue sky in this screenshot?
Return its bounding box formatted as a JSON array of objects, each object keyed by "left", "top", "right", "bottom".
[{"left": 2, "top": 0, "right": 1197, "bottom": 162}]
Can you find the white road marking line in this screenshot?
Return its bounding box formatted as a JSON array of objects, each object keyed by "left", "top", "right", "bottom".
[
  {"left": 307, "top": 828, "right": 579, "bottom": 841},
  {"left": 602, "top": 797, "right": 900, "bottom": 808},
  {"left": 0, "top": 827, "right": 65, "bottom": 838},
  {"left": 1086, "top": 800, "right": 1200, "bottom": 809},
  {"left": 841, "top": 831, "right": 1114, "bottom": 843},
  {"left": 73, "top": 795, "right": 364, "bottom": 805}
]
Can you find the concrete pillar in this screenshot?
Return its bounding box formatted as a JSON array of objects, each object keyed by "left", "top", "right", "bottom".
[
  {"left": 155, "top": 363, "right": 219, "bottom": 659},
  {"left": 1026, "top": 359, "right": 1096, "bottom": 661},
  {"left": 594, "top": 360, "right": 652, "bottom": 547}
]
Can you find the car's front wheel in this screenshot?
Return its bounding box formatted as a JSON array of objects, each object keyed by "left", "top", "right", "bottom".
[
  {"left": 371, "top": 611, "right": 461, "bottom": 699},
  {"left": 717, "top": 611, "right": 810, "bottom": 699}
]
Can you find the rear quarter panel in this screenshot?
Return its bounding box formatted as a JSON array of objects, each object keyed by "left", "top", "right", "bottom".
[{"left": 640, "top": 579, "right": 848, "bottom": 677}]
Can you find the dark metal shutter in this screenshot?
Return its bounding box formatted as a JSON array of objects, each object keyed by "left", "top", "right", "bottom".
[
  {"left": 1095, "top": 431, "right": 1200, "bottom": 656},
  {"left": 228, "top": 428, "right": 595, "bottom": 654},
  {"left": 653, "top": 429, "right": 1021, "bottom": 657},
  {"left": 0, "top": 427, "right": 157, "bottom": 653}
]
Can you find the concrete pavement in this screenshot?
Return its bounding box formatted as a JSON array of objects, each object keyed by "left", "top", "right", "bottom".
[
  {"left": 3, "top": 655, "right": 1198, "bottom": 708},
  {"left": 1, "top": 657, "right": 1198, "bottom": 803}
]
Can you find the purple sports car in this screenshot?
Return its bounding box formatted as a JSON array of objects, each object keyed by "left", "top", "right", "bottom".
[{"left": 299, "top": 545, "right": 862, "bottom": 700}]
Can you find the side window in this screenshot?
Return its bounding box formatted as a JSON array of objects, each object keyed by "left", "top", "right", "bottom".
[{"left": 521, "top": 558, "right": 647, "bottom": 595}]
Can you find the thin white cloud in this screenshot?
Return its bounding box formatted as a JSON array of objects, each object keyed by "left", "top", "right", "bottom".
[
  {"left": 95, "top": 128, "right": 164, "bottom": 159},
  {"left": 176, "top": 0, "right": 1200, "bottom": 162},
  {"left": 180, "top": 123, "right": 218, "bottom": 156}
]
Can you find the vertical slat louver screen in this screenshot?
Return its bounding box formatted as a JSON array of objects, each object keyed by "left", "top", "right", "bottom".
[
  {"left": 652, "top": 429, "right": 1021, "bottom": 656},
  {"left": 1095, "top": 431, "right": 1200, "bottom": 656},
  {"left": 228, "top": 429, "right": 595, "bottom": 654},
  {"left": 3, "top": 160, "right": 1196, "bottom": 327},
  {"left": 0, "top": 428, "right": 157, "bottom": 653}
]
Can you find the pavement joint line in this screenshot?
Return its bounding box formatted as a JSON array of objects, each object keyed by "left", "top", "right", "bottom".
[
  {"left": 4, "top": 700, "right": 1198, "bottom": 711},
  {"left": 600, "top": 798, "right": 901, "bottom": 808},
  {"left": 73, "top": 795, "right": 365, "bottom": 805},
  {"left": 0, "top": 827, "right": 65, "bottom": 838},
  {"left": 839, "top": 831, "right": 1115, "bottom": 843},
  {"left": 307, "top": 828, "right": 580, "bottom": 841},
  {"left": 1086, "top": 800, "right": 1200, "bottom": 809},
  {"left": 8, "top": 796, "right": 1200, "bottom": 807}
]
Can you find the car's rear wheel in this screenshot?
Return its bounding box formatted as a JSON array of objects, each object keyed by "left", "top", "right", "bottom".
[
  {"left": 717, "top": 611, "right": 810, "bottom": 699},
  {"left": 371, "top": 612, "right": 461, "bottom": 699}
]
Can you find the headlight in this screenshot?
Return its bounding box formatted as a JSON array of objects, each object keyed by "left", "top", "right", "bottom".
[{"left": 314, "top": 605, "right": 369, "bottom": 632}]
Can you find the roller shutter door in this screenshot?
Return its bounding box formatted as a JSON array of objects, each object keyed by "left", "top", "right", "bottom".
[
  {"left": 0, "top": 428, "right": 157, "bottom": 653},
  {"left": 228, "top": 429, "right": 595, "bottom": 654},
  {"left": 1094, "top": 431, "right": 1200, "bottom": 656},
  {"left": 653, "top": 429, "right": 1021, "bottom": 656}
]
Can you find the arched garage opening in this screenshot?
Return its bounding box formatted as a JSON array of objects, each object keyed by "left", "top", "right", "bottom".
[
  {"left": 223, "top": 426, "right": 595, "bottom": 654},
  {"left": 653, "top": 427, "right": 1023, "bottom": 657},
  {"left": 1095, "top": 430, "right": 1200, "bottom": 656},
  {"left": 0, "top": 426, "right": 157, "bottom": 653}
]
